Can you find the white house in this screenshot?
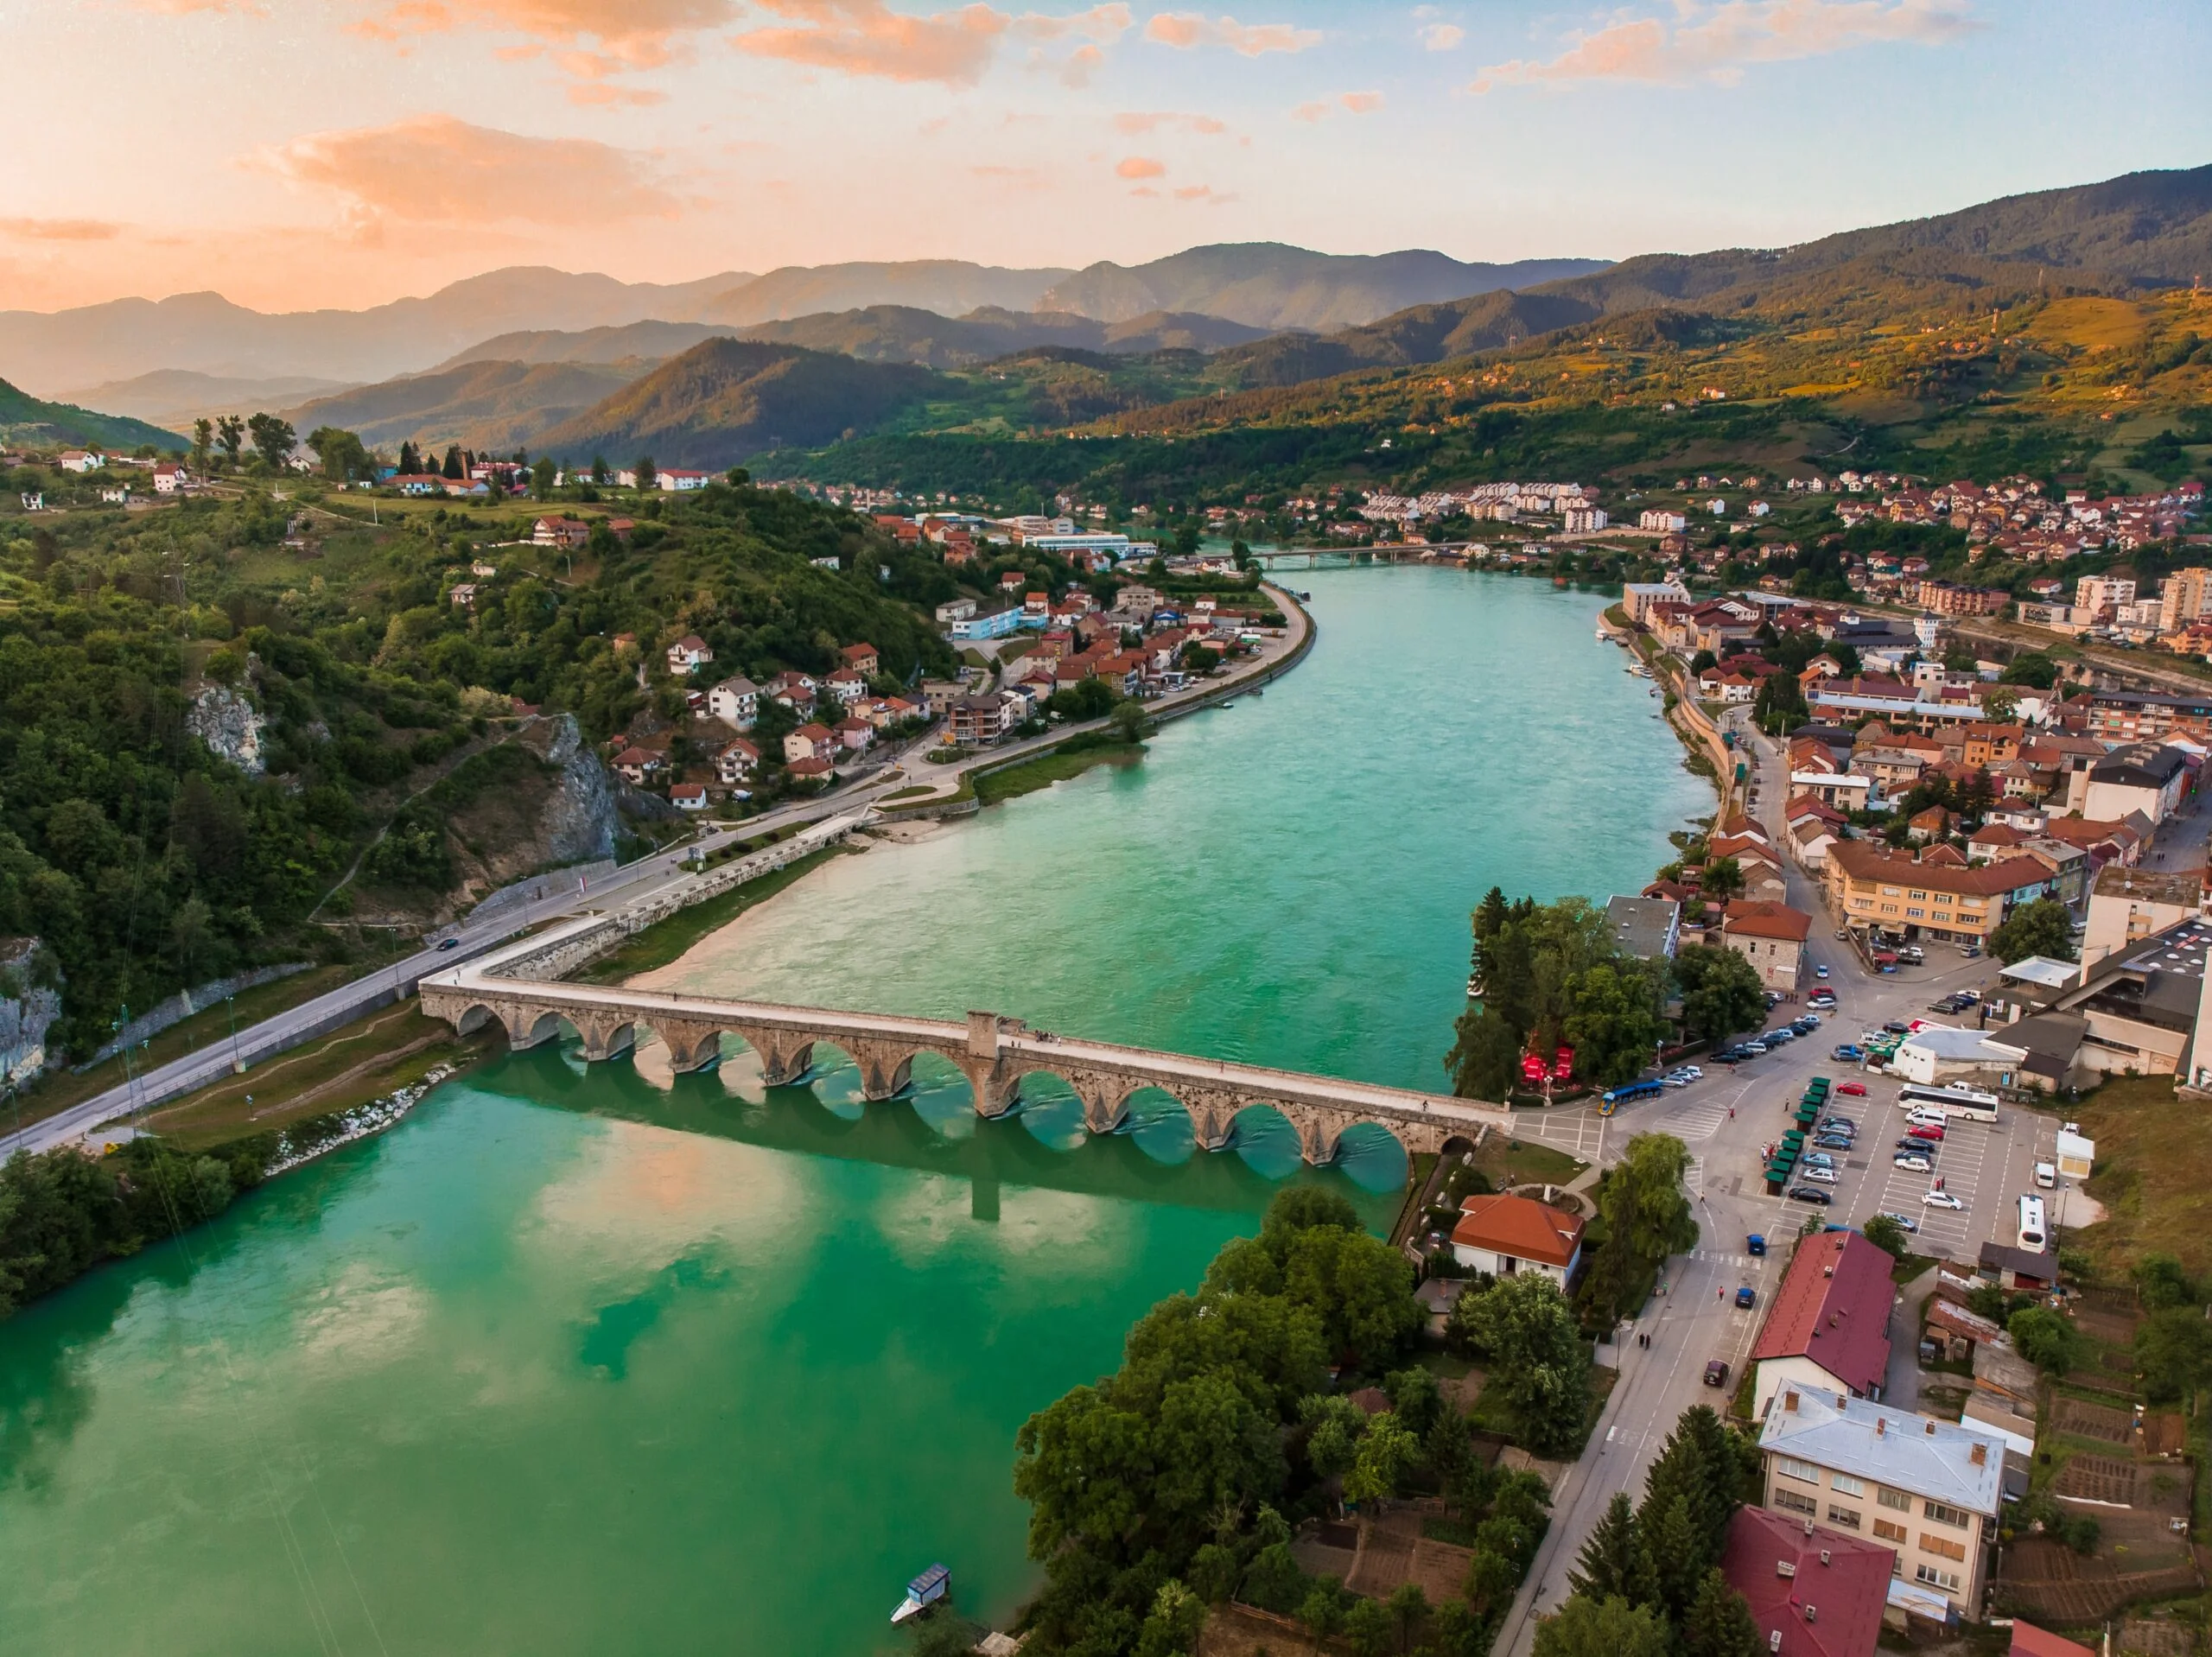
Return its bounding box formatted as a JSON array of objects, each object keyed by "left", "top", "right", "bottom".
[
  {"left": 715, "top": 738, "right": 760, "bottom": 784},
  {"left": 1448, "top": 1194, "right": 1586, "bottom": 1286},
  {"left": 666, "top": 635, "right": 715, "bottom": 675},
  {"left": 709, "top": 676, "right": 760, "bottom": 729},
  {"left": 669, "top": 783, "right": 710, "bottom": 812},
  {"left": 659, "top": 469, "right": 712, "bottom": 492},
  {"left": 153, "top": 463, "right": 189, "bottom": 493},
  {"left": 56, "top": 449, "right": 104, "bottom": 474}
]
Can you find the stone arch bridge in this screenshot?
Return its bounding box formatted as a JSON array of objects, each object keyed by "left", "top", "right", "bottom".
[{"left": 420, "top": 955, "right": 1510, "bottom": 1166}]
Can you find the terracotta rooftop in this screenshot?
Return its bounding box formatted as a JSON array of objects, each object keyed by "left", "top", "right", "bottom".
[
  {"left": 1721, "top": 1508, "right": 1891, "bottom": 1657},
  {"left": 1749, "top": 1229, "right": 1892, "bottom": 1395},
  {"left": 1451, "top": 1194, "right": 1585, "bottom": 1268}
]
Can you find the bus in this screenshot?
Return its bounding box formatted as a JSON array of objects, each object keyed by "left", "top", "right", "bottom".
[
  {"left": 1897, "top": 1082, "right": 2000, "bottom": 1124},
  {"left": 2017, "top": 1194, "right": 2047, "bottom": 1251},
  {"left": 1600, "top": 1079, "right": 1666, "bottom": 1115}
]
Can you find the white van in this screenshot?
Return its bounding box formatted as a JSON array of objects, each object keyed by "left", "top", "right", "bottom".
[{"left": 2034, "top": 1160, "right": 2056, "bottom": 1190}]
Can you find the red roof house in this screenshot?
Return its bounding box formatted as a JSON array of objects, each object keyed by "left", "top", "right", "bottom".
[
  {"left": 1448, "top": 1193, "right": 1586, "bottom": 1286},
  {"left": 1720, "top": 1508, "right": 1893, "bottom": 1657},
  {"left": 1750, "top": 1229, "right": 1895, "bottom": 1417},
  {"left": 2011, "top": 1623, "right": 2097, "bottom": 1657}
]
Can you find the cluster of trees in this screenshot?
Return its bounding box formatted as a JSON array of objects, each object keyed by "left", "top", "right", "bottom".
[
  {"left": 0, "top": 1137, "right": 267, "bottom": 1315},
  {"left": 1008, "top": 1188, "right": 1548, "bottom": 1657},
  {"left": 1446, "top": 892, "right": 1767, "bottom": 1100},
  {"left": 1448, "top": 1273, "right": 1590, "bottom": 1455},
  {"left": 1536, "top": 1406, "right": 1763, "bottom": 1657},
  {"left": 1988, "top": 898, "right": 2076, "bottom": 966}
]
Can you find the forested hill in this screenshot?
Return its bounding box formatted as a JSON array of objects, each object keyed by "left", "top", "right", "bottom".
[
  {"left": 0, "top": 378, "right": 183, "bottom": 452},
  {"left": 0, "top": 479, "right": 964, "bottom": 1058}
]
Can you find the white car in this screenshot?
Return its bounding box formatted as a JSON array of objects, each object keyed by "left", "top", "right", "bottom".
[
  {"left": 1676, "top": 1065, "right": 1703, "bottom": 1079},
  {"left": 1802, "top": 1165, "right": 1839, "bottom": 1184},
  {"left": 1815, "top": 965, "right": 1830, "bottom": 979},
  {"left": 1906, "top": 1108, "right": 1948, "bottom": 1127},
  {"left": 1923, "top": 1189, "right": 1966, "bottom": 1210},
  {"left": 1893, "top": 1155, "right": 1932, "bottom": 1173}
]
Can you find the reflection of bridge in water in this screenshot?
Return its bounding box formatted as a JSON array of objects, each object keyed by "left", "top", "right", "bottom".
[{"left": 421, "top": 920, "right": 1510, "bottom": 1166}]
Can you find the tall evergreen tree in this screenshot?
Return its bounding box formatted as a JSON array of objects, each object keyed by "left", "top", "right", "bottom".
[
  {"left": 1681, "top": 1569, "right": 1763, "bottom": 1657},
  {"left": 1641, "top": 1493, "right": 1705, "bottom": 1626},
  {"left": 1567, "top": 1493, "right": 1657, "bottom": 1609}
]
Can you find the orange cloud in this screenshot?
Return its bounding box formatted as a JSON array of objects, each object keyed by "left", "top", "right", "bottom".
[
  {"left": 1142, "top": 10, "right": 1319, "bottom": 54},
  {"left": 1418, "top": 22, "right": 1462, "bottom": 50},
  {"left": 1471, "top": 0, "right": 1976, "bottom": 91},
  {"left": 350, "top": 0, "right": 729, "bottom": 99},
  {"left": 263, "top": 115, "right": 681, "bottom": 229},
  {"left": 1115, "top": 155, "right": 1167, "bottom": 178},
  {"left": 1294, "top": 91, "right": 1382, "bottom": 121},
  {"left": 0, "top": 218, "right": 124, "bottom": 241},
  {"left": 1338, "top": 89, "right": 1383, "bottom": 113},
  {"left": 1011, "top": 3, "right": 1131, "bottom": 41},
  {"left": 730, "top": 0, "right": 1011, "bottom": 83},
  {"left": 1173, "top": 183, "right": 1235, "bottom": 203},
  {"left": 1112, "top": 110, "right": 1228, "bottom": 134}
]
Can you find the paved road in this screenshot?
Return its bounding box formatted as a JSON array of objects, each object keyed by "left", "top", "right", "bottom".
[
  {"left": 0, "top": 791, "right": 874, "bottom": 1159},
  {"left": 1492, "top": 701, "right": 2186, "bottom": 1656}
]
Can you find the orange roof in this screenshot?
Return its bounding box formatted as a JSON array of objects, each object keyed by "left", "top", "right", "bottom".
[
  {"left": 2012, "top": 1624, "right": 2097, "bottom": 1657},
  {"left": 1451, "top": 1194, "right": 1585, "bottom": 1267},
  {"left": 1724, "top": 900, "right": 1812, "bottom": 943}
]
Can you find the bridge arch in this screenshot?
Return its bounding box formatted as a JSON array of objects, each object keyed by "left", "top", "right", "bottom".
[
  {"left": 1002, "top": 1068, "right": 1088, "bottom": 1152},
  {"left": 904, "top": 1051, "right": 981, "bottom": 1140},
  {"left": 1116, "top": 1084, "right": 1196, "bottom": 1165}
]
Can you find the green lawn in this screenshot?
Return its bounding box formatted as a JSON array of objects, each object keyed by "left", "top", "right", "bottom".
[{"left": 973, "top": 740, "right": 1144, "bottom": 806}]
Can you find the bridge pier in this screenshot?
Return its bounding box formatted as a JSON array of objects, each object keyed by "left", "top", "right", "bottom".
[
  {"left": 734, "top": 1025, "right": 815, "bottom": 1085},
  {"left": 849, "top": 1040, "right": 915, "bottom": 1101},
  {"left": 650, "top": 1019, "right": 726, "bottom": 1074},
  {"left": 505, "top": 1006, "right": 563, "bottom": 1051},
  {"left": 1080, "top": 1084, "right": 1128, "bottom": 1137},
  {"left": 572, "top": 1013, "right": 635, "bottom": 1063}
]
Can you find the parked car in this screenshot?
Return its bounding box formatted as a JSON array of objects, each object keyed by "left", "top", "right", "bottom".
[
  {"left": 1675, "top": 1065, "right": 1703, "bottom": 1079},
  {"left": 1734, "top": 1286, "right": 1758, "bottom": 1309},
  {"left": 1923, "top": 1189, "right": 1966, "bottom": 1210},
  {"left": 1883, "top": 1020, "right": 1910, "bottom": 1035},
  {"left": 1837, "top": 1082, "right": 1867, "bottom": 1096},
  {"left": 1880, "top": 1212, "right": 1919, "bottom": 1233},
  {"left": 1704, "top": 1359, "right": 1731, "bottom": 1387},
  {"left": 1800, "top": 1152, "right": 1834, "bottom": 1170},
  {"left": 1906, "top": 1108, "right": 1948, "bottom": 1127},
  {"left": 1893, "top": 1155, "right": 1933, "bottom": 1173},
  {"left": 1819, "top": 1117, "right": 1857, "bottom": 1135},
  {"left": 1907, "top": 1123, "right": 1946, "bottom": 1142},
  {"left": 1802, "top": 1165, "right": 1839, "bottom": 1184},
  {"left": 1789, "top": 1185, "right": 1834, "bottom": 1206},
  {"left": 1832, "top": 1044, "right": 1863, "bottom": 1062}
]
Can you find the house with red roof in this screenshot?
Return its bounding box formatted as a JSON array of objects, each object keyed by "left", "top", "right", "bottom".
[
  {"left": 1448, "top": 1193, "right": 1586, "bottom": 1287},
  {"left": 1722, "top": 900, "right": 1813, "bottom": 991},
  {"left": 1750, "top": 1229, "right": 1895, "bottom": 1418},
  {"left": 2011, "top": 1622, "right": 2096, "bottom": 1657},
  {"left": 1720, "top": 1508, "right": 1892, "bottom": 1657}
]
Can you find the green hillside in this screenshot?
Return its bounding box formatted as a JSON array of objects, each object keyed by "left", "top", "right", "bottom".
[
  {"left": 284, "top": 359, "right": 642, "bottom": 453},
  {"left": 0, "top": 378, "right": 184, "bottom": 452}
]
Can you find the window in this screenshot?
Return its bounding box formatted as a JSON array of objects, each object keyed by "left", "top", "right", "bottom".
[
  {"left": 1878, "top": 1488, "right": 1911, "bottom": 1511},
  {"left": 1914, "top": 1563, "right": 1961, "bottom": 1593},
  {"left": 1831, "top": 1475, "right": 1865, "bottom": 1498},
  {"left": 1907, "top": 908, "right": 1925, "bottom": 919},
  {"left": 1827, "top": 1506, "right": 1862, "bottom": 1529},
  {"left": 1872, "top": 1519, "right": 1909, "bottom": 1545},
  {"left": 1910, "top": 890, "right": 1927, "bottom": 901},
  {"left": 1773, "top": 1489, "right": 1817, "bottom": 1517},
  {"left": 1919, "top": 1533, "right": 1967, "bottom": 1562},
  {"left": 1777, "top": 1457, "right": 1820, "bottom": 1484},
  {"left": 1923, "top": 1501, "right": 1970, "bottom": 1528}
]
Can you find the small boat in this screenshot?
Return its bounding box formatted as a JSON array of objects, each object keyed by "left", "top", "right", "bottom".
[
  {"left": 893, "top": 1564, "right": 951, "bottom": 1625},
  {"left": 1217, "top": 701, "right": 1236, "bottom": 708}
]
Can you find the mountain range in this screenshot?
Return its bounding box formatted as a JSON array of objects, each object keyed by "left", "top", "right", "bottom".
[{"left": 0, "top": 244, "right": 1611, "bottom": 397}]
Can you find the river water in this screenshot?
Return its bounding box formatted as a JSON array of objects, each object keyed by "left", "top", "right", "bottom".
[{"left": 0, "top": 569, "right": 1709, "bottom": 1656}]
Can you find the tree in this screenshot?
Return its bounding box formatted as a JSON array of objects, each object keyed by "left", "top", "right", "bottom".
[
  {"left": 1456, "top": 1273, "right": 1591, "bottom": 1455},
  {"left": 2136, "top": 1254, "right": 2199, "bottom": 1311},
  {"left": 305, "top": 425, "right": 368, "bottom": 482},
  {"left": 246, "top": 412, "right": 296, "bottom": 468},
  {"left": 1562, "top": 959, "right": 1667, "bottom": 1087},
  {"left": 2008, "top": 1305, "right": 2081, "bottom": 1374},
  {"left": 1689, "top": 649, "right": 1718, "bottom": 677},
  {"left": 531, "top": 456, "right": 556, "bottom": 500},
  {"left": 1861, "top": 1213, "right": 1910, "bottom": 1262},
  {"left": 442, "top": 444, "right": 465, "bottom": 480},
  {"left": 1568, "top": 1493, "right": 1656, "bottom": 1608},
  {"left": 635, "top": 455, "right": 658, "bottom": 492},
  {"left": 1601, "top": 1135, "right": 1699, "bottom": 1273},
  {"left": 1342, "top": 1597, "right": 1394, "bottom": 1657},
  {"left": 1673, "top": 943, "right": 1765, "bottom": 1044},
  {"left": 1982, "top": 683, "right": 2021, "bottom": 721},
  {"left": 1534, "top": 1595, "right": 1669, "bottom": 1657},
  {"left": 397, "top": 440, "right": 420, "bottom": 476},
  {"left": 1989, "top": 897, "right": 2075, "bottom": 965},
  {"left": 2000, "top": 651, "right": 2059, "bottom": 689},
  {"left": 190, "top": 417, "right": 213, "bottom": 475},
  {"left": 1342, "top": 1412, "right": 1419, "bottom": 1506},
  {"left": 1681, "top": 1569, "right": 1762, "bottom": 1657},
  {"left": 1700, "top": 856, "right": 1744, "bottom": 903},
  {"left": 1135, "top": 1579, "right": 1205, "bottom": 1657},
  {"left": 214, "top": 414, "right": 245, "bottom": 466},
  {"left": 2137, "top": 1307, "right": 2212, "bottom": 1401}
]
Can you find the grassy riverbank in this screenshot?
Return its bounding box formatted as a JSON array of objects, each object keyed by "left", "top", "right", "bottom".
[
  {"left": 974, "top": 735, "right": 1146, "bottom": 806},
  {"left": 575, "top": 846, "right": 855, "bottom": 984}
]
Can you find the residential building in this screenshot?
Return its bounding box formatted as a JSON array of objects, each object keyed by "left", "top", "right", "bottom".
[
  {"left": 670, "top": 783, "right": 709, "bottom": 811},
  {"left": 531, "top": 516, "right": 590, "bottom": 550},
  {"left": 1637, "top": 511, "right": 1688, "bottom": 535},
  {"left": 785, "top": 755, "right": 835, "bottom": 784},
  {"left": 1447, "top": 1193, "right": 1586, "bottom": 1286},
  {"left": 1758, "top": 1388, "right": 2003, "bottom": 1619},
  {"left": 1721, "top": 899, "right": 1811, "bottom": 988},
  {"left": 949, "top": 605, "right": 1026, "bottom": 641},
  {"left": 785, "top": 722, "right": 836, "bottom": 763},
  {"left": 950, "top": 694, "right": 1012, "bottom": 746},
  {"left": 1623, "top": 581, "right": 1691, "bottom": 627},
  {"left": 714, "top": 738, "right": 760, "bottom": 785},
  {"left": 708, "top": 676, "right": 760, "bottom": 729},
  {"left": 2082, "top": 744, "right": 2190, "bottom": 825},
  {"left": 840, "top": 642, "right": 880, "bottom": 676},
  {"left": 2082, "top": 866, "right": 2202, "bottom": 968},
  {"left": 667, "top": 635, "right": 714, "bottom": 675},
  {"left": 834, "top": 717, "right": 873, "bottom": 752},
  {"left": 1719, "top": 1508, "right": 1893, "bottom": 1657},
  {"left": 658, "top": 469, "right": 712, "bottom": 492},
  {"left": 56, "top": 449, "right": 104, "bottom": 473},
  {"left": 824, "top": 667, "right": 868, "bottom": 705},
  {"left": 1822, "top": 844, "right": 2055, "bottom": 944},
  {"left": 1751, "top": 1228, "right": 1894, "bottom": 1418},
  {"left": 1605, "top": 895, "right": 1681, "bottom": 960},
  {"left": 2086, "top": 689, "right": 2212, "bottom": 744},
  {"left": 152, "top": 462, "right": 188, "bottom": 493}
]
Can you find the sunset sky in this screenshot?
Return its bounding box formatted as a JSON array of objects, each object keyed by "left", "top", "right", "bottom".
[{"left": 5, "top": 0, "right": 2208, "bottom": 314}]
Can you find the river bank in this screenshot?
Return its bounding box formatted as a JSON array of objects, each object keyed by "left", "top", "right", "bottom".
[{"left": 0, "top": 568, "right": 1713, "bottom": 1657}]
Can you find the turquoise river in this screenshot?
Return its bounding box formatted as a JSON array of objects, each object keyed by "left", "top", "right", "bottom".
[{"left": 0, "top": 568, "right": 1711, "bottom": 1656}]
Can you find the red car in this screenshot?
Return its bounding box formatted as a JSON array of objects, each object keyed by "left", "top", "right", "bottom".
[
  {"left": 1906, "top": 1123, "right": 1945, "bottom": 1142},
  {"left": 1837, "top": 1082, "right": 1867, "bottom": 1096}
]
